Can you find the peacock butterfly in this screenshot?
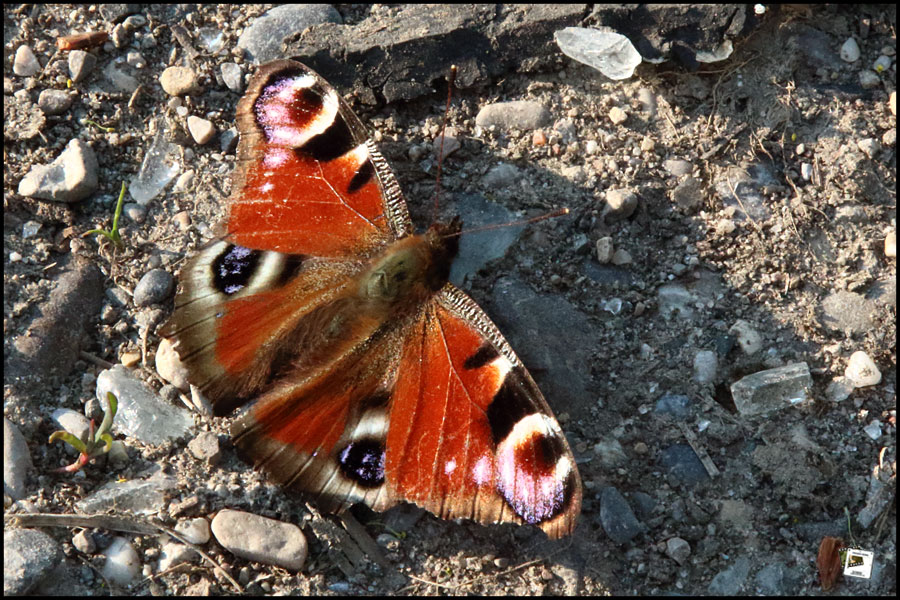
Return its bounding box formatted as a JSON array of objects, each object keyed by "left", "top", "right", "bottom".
[{"left": 161, "top": 59, "right": 582, "bottom": 539}]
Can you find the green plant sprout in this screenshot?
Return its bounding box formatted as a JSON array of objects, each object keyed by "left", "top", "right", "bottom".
[
  {"left": 82, "top": 118, "right": 116, "bottom": 133},
  {"left": 49, "top": 392, "right": 118, "bottom": 473},
  {"left": 85, "top": 182, "right": 127, "bottom": 249}
]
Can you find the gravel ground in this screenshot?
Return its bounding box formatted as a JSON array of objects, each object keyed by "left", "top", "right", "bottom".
[{"left": 4, "top": 4, "right": 895, "bottom": 596}]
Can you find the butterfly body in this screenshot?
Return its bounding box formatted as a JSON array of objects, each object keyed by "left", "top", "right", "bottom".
[{"left": 162, "top": 60, "right": 581, "bottom": 538}]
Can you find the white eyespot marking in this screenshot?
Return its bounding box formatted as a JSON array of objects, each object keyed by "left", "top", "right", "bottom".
[
  {"left": 349, "top": 408, "right": 388, "bottom": 440},
  {"left": 487, "top": 354, "right": 513, "bottom": 386},
  {"left": 494, "top": 413, "right": 570, "bottom": 525},
  {"left": 444, "top": 459, "right": 456, "bottom": 476},
  {"left": 263, "top": 147, "right": 292, "bottom": 169},
  {"left": 471, "top": 454, "right": 493, "bottom": 486},
  {"left": 257, "top": 76, "right": 339, "bottom": 149}
]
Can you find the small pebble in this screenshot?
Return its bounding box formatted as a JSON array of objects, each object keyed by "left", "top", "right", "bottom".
[
  {"left": 608, "top": 106, "right": 628, "bottom": 125},
  {"left": 729, "top": 319, "right": 762, "bottom": 355},
  {"left": 873, "top": 55, "right": 892, "bottom": 72},
  {"left": 884, "top": 231, "right": 896, "bottom": 258},
  {"left": 840, "top": 37, "right": 861, "bottom": 62},
  {"left": 693, "top": 350, "right": 718, "bottom": 384},
  {"left": 604, "top": 188, "right": 638, "bottom": 221},
  {"left": 863, "top": 420, "right": 882, "bottom": 441},
  {"left": 596, "top": 236, "right": 614, "bottom": 264},
  {"left": 857, "top": 138, "right": 881, "bottom": 158},
  {"left": 187, "top": 116, "right": 216, "bottom": 145},
  {"left": 859, "top": 70, "right": 881, "bottom": 89},
  {"left": 160, "top": 66, "right": 201, "bottom": 96},
  {"left": 611, "top": 249, "right": 632, "bottom": 265},
  {"left": 13, "top": 45, "right": 41, "bottom": 76},
  {"left": 800, "top": 163, "right": 813, "bottom": 181},
  {"left": 38, "top": 89, "right": 73, "bottom": 115},
  {"left": 844, "top": 351, "right": 881, "bottom": 388}
]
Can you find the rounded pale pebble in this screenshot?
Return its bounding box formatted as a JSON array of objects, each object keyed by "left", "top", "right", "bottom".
[
  {"left": 844, "top": 351, "right": 881, "bottom": 388},
  {"left": 729, "top": 319, "right": 762, "bottom": 355},
  {"left": 101, "top": 537, "right": 141, "bottom": 586},
  {"left": 840, "top": 37, "right": 860, "bottom": 63},
  {"left": 884, "top": 231, "right": 896, "bottom": 258}
]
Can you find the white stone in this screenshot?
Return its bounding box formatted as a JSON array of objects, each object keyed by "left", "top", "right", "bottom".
[
  {"left": 845, "top": 351, "right": 881, "bottom": 387},
  {"left": 101, "top": 537, "right": 141, "bottom": 586},
  {"left": 13, "top": 45, "right": 41, "bottom": 76},
  {"left": 729, "top": 319, "right": 762, "bottom": 355},
  {"left": 187, "top": 116, "right": 215, "bottom": 145},
  {"left": 175, "top": 517, "right": 211, "bottom": 545},
  {"left": 884, "top": 231, "right": 896, "bottom": 258},
  {"left": 155, "top": 337, "right": 190, "bottom": 391},
  {"left": 863, "top": 420, "right": 882, "bottom": 440},
  {"left": 608, "top": 106, "right": 628, "bottom": 125},
  {"left": 840, "top": 37, "right": 861, "bottom": 63},
  {"left": 873, "top": 55, "right": 892, "bottom": 72}
]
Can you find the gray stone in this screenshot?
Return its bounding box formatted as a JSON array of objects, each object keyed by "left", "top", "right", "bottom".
[
  {"left": 37, "top": 89, "right": 73, "bottom": 115},
  {"left": 221, "top": 62, "right": 243, "bottom": 92},
  {"left": 238, "top": 4, "right": 342, "bottom": 64},
  {"left": 133, "top": 269, "right": 173, "bottom": 307},
  {"left": 818, "top": 290, "right": 875, "bottom": 334},
  {"left": 663, "top": 159, "right": 693, "bottom": 176},
  {"left": 476, "top": 101, "right": 550, "bottom": 131},
  {"left": 598, "top": 486, "right": 645, "bottom": 544},
  {"left": 448, "top": 194, "right": 523, "bottom": 285},
  {"left": 4, "top": 418, "right": 32, "bottom": 500},
  {"left": 95, "top": 365, "right": 193, "bottom": 445},
  {"left": 3, "top": 529, "right": 64, "bottom": 595},
  {"left": 603, "top": 188, "right": 638, "bottom": 222},
  {"left": 9, "top": 261, "right": 103, "bottom": 386},
  {"left": 659, "top": 444, "right": 709, "bottom": 487},
  {"left": 491, "top": 277, "right": 596, "bottom": 421},
  {"left": 709, "top": 556, "right": 751, "bottom": 595},
  {"left": 103, "top": 62, "right": 139, "bottom": 93},
  {"left": 671, "top": 176, "right": 702, "bottom": 211},
  {"left": 211, "top": 509, "right": 308, "bottom": 571}
]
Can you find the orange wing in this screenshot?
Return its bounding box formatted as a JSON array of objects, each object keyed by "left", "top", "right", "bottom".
[
  {"left": 387, "top": 285, "right": 582, "bottom": 538},
  {"left": 162, "top": 61, "right": 412, "bottom": 411},
  {"left": 228, "top": 284, "right": 581, "bottom": 538}
]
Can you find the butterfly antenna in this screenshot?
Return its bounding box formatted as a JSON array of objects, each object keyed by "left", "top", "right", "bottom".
[
  {"left": 432, "top": 65, "right": 458, "bottom": 222},
  {"left": 443, "top": 207, "right": 570, "bottom": 239}
]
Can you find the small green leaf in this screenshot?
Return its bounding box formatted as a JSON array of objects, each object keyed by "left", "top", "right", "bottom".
[
  {"left": 98, "top": 433, "right": 114, "bottom": 454},
  {"left": 49, "top": 430, "right": 88, "bottom": 454},
  {"left": 96, "top": 391, "right": 119, "bottom": 440},
  {"left": 85, "top": 183, "right": 127, "bottom": 249}
]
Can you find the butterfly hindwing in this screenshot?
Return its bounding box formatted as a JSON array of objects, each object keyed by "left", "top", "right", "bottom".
[{"left": 387, "top": 284, "right": 582, "bottom": 538}]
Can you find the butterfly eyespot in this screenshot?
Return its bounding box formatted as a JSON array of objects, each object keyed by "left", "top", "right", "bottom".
[
  {"left": 338, "top": 439, "right": 386, "bottom": 487},
  {"left": 213, "top": 244, "right": 260, "bottom": 296}
]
